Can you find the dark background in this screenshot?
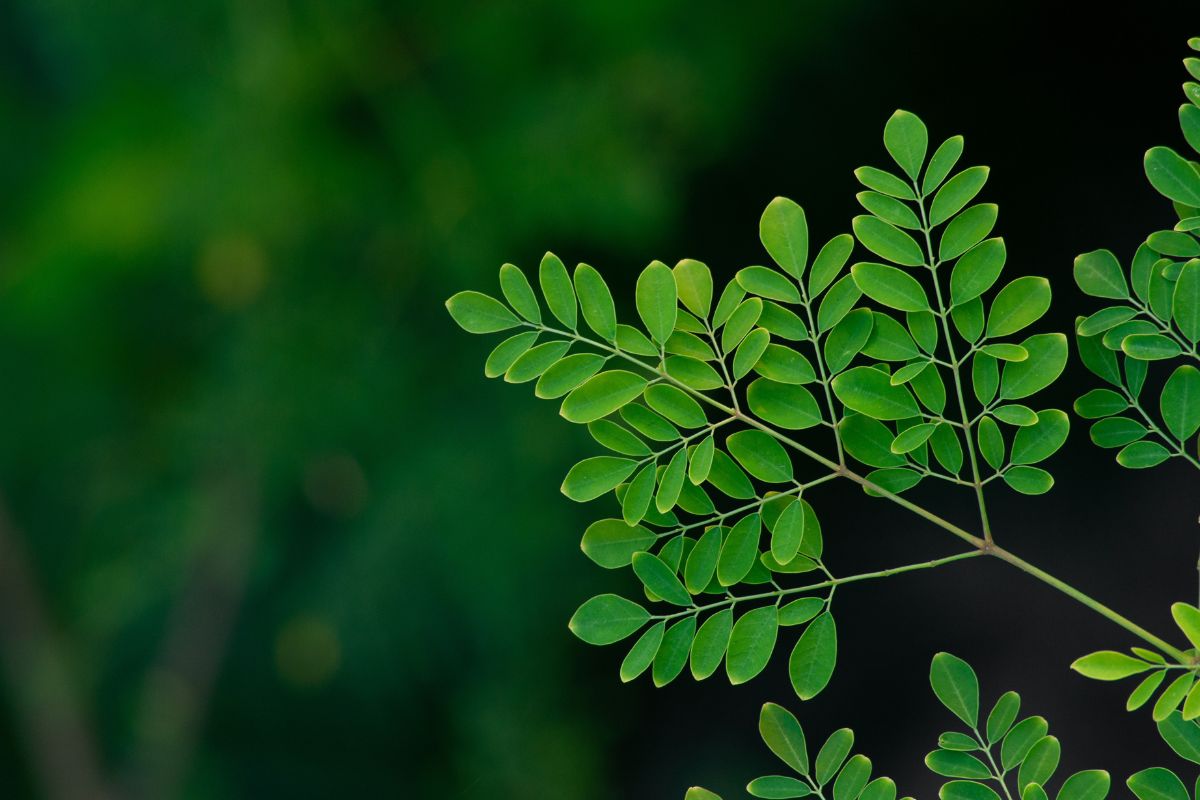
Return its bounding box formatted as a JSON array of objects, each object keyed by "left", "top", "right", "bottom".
[{"left": 0, "top": 1, "right": 1198, "bottom": 798}]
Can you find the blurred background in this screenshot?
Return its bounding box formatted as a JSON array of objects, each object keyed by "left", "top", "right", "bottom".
[{"left": 0, "top": 1, "right": 1198, "bottom": 798}]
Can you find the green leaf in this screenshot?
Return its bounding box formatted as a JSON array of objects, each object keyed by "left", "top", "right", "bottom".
[
  {"left": 892, "top": 422, "right": 937, "bottom": 454},
  {"left": 1162, "top": 365, "right": 1200, "bottom": 439},
  {"left": 1158, "top": 712, "right": 1200, "bottom": 764},
  {"left": 860, "top": 779, "right": 896, "bottom": 800},
  {"left": 674, "top": 259, "right": 714, "bottom": 319},
  {"left": 683, "top": 528, "right": 721, "bottom": 594},
  {"left": 857, "top": 191, "right": 921, "bottom": 229},
  {"left": 952, "top": 297, "right": 986, "bottom": 342},
  {"left": 505, "top": 340, "right": 570, "bottom": 383},
  {"left": 656, "top": 448, "right": 689, "bottom": 513},
  {"left": 653, "top": 616, "right": 696, "bottom": 686},
  {"left": 562, "top": 371, "right": 650, "bottom": 423},
  {"left": 739, "top": 266, "right": 803, "bottom": 303},
  {"left": 818, "top": 276, "right": 864, "bottom": 332},
  {"left": 833, "top": 366, "right": 920, "bottom": 420},
  {"left": 814, "top": 728, "right": 854, "bottom": 785},
  {"left": 485, "top": 331, "right": 540, "bottom": 377},
  {"left": 727, "top": 430, "right": 794, "bottom": 483},
  {"left": 940, "top": 781, "right": 1000, "bottom": 800},
  {"left": 987, "top": 277, "right": 1051, "bottom": 338},
  {"left": 582, "top": 519, "right": 655, "bottom": 569},
  {"left": 1056, "top": 771, "right": 1110, "bottom": 800},
  {"left": 1116, "top": 441, "right": 1171, "bottom": 469},
  {"left": 790, "top": 612, "right": 837, "bottom": 700},
  {"left": 780, "top": 597, "right": 824, "bottom": 627},
  {"left": 856, "top": 166, "right": 916, "bottom": 200},
  {"left": 1003, "top": 466, "right": 1053, "bottom": 495},
  {"left": 616, "top": 323, "right": 658, "bottom": 356},
  {"left": 1122, "top": 333, "right": 1182, "bottom": 360},
  {"left": 930, "top": 166, "right": 990, "bottom": 226},
  {"left": 760, "top": 301, "right": 810, "bottom": 341},
  {"left": 686, "top": 788, "right": 724, "bottom": 800},
  {"left": 1145, "top": 146, "right": 1200, "bottom": 206},
  {"left": 690, "top": 607, "right": 733, "bottom": 680},
  {"left": 724, "top": 298, "right": 765, "bottom": 350},
  {"left": 1154, "top": 673, "right": 1196, "bottom": 721},
  {"left": 1149, "top": 231, "right": 1200, "bottom": 257},
  {"left": 930, "top": 652, "right": 979, "bottom": 726},
  {"left": 1175, "top": 259, "right": 1200, "bottom": 341},
  {"left": 569, "top": 594, "right": 649, "bottom": 645},
  {"left": 1074, "top": 388, "right": 1127, "bottom": 418},
  {"left": 623, "top": 404, "right": 680, "bottom": 441},
  {"left": 645, "top": 385, "right": 707, "bottom": 429},
  {"left": 925, "top": 751, "right": 990, "bottom": 780},
  {"left": 589, "top": 419, "right": 651, "bottom": 456},
  {"left": 748, "top": 379, "right": 824, "bottom": 429},
  {"left": 863, "top": 312, "right": 920, "bottom": 360},
  {"left": 1089, "top": 417, "right": 1146, "bottom": 449},
  {"left": 446, "top": 290, "right": 521, "bottom": 333},
  {"left": 761, "top": 197, "right": 810, "bottom": 279},
  {"left": 884, "top": 109, "right": 928, "bottom": 179},
  {"left": 993, "top": 405, "right": 1039, "bottom": 426},
  {"left": 940, "top": 204, "right": 999, "bottom": 261},
  {"left": 756, "top": 345, "right": 817, "bottom": 385},
  {"left": 1010, "top": 410, "right": 1069, "bottom": 464},
  {"left": 540, "top": 252, "right": 577, "bottom": 328},
  {"left": 632, "top": 551, "right": 692, "bottom": 606},
  {"left": 689, "top": 436, "right": 716, "bottom": 485},
  {"left": 667, "top": 356, "right": 724, "bottom": 391},
  {"left": 863, "top": 467, "right": 922, "bottom": 496},
  {"left": 977, "top": 416, "right": 1005, "bottom": 468},
  {"left": 938, "top": 732, "right": 979, "bottom": 751},
  {"left": 1073, "top": 250, "right": 1128, "bottom": 299},
  {"left": 832, "top": 754, "right": 871, "bottom": 800},
  {"left": 620, "top": 622, "right": 664, "bottom": 682},
  {"left": 748, "top": 776, "right": 813, "bottom": 799},
  {"left": 1070, "top": 650, "right": 1151, "bottom": 680},
  {"left": 852, "top": 263, "right": 929, "bottom": 311},
  {"left": 718, "top": 513, "right": 762, "bottom": 586},
  {"left": 572, "top": 263, "right": 617, "bottom": 340},
  {"left": 760, "top": 703, "right": 809, "bottom": 775},
  {"left": 735, "top": 328, "right": 773, "bottom": 379},
  {"left": 923, "top": 135, "right": 965, "bottom": 194},
  {"left": 1018, "top": 736, "right": 1060, "bottom": 792},
  {"left": 840, "top": 413, "right": 906, "bottom": 467},
  {"left": 1000, "top": 716, "right": 1048, "bottom": 770},
  {"left": 824, "top": 309, "right": 874, "bottom": 373},
  {"left": 561, "top": 456, "right": 637, "bottom": 501},
  {"left": 498, "top": 263, "right": 542, "bottom": 323},
  {"left": 853, "top": 216, "right": 925, "bottom": 267},
  {"left": 987, "top": 693, "right": 1021, "bottom": 743},
  {"left": 535, "top": 352, "right": 606, "bottom": 398},
  {"left": 708, "top": 450, "right": 757, "bottom": 499},
  {"left": 950, "top": 238, "right": 1006, "bottom": 305},
  {"left": 810, "top": 234, "right": 856, "bottom": 296},
  {"left": 622, "top": 462, "right": 655, "bottom": 525},
  {"left": 727, "top": 606, "right": 779, "bottom": 685},
  {"left": 713, "top": 280, "right": 748, "bottom": 328},
  {"left": 1000, "top": 334, "right": 1067, "bottom": 400},
  {"left": 1173, "top": 602, "right": 1200, "bottom": 650},
  {"left": 637, "top": 260, "right": 678, "bottom": 345},
  {"left": 1076, "top": 306, "right": 1137, "bottom": 337},
  {"left": 1127, "top": 768, "right": 1189, "bottom": 800}
]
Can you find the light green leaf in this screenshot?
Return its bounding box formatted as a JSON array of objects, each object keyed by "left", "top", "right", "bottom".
[
  {"left": 832, "top": 366, "right": 920, "bottom": 420},
  {"left": 739, "top": 266, "right": 803, "bottom": 303},
  {"left": 1158, "top": 712, "right": 1200, "bottom": 764},
  {"left": 1173, "top": 602, "right": 1200, "bottom": 650},
  {"left": 884, "top": 109, "right": 928, "bottom": 179},
  {"left": 977, "top": 416, "right": 1005, "bottom": 469},
  {"left": 1018, "top": 736, "right": 1060, "bottom": 792},
  {"left": 1145, "top": 146, "right": 1200, "bottom": 206},
  {"left": 561, "top": 456, "right": 637, "bottom": 501},
  {"left": 723, "top": 298, "right": 765, "bottom": 350},
  {"left": 667, "top": 356, "right": 724, "bottom": 391},
  {"left": 840, "top": 413, "right": 906, "bottom": 467},
  {"left": 656, "top": 448, "right": 688, "bottom": 513},
  {"left": 1122, "top": 333, "right": 1182, "bottom": 360},
  {"left": 818, "top": 276, "right": 864, "bottom": 332},
  {"left": 689, "top": 435, "right": 716, "bottom": 485},
  {"left": 950, "top": 238, "right": 1006, "bottom": 305},
  {"left": 727, "top": 606, "right": 779, "bottom": 685},
  {"left": 1073, "top": 250, "right": 1128, "bottom": 299},
  {"left": 780, "top": 597, "right": 824, "bottom": 627},
  {"left": 810, "top": 234, "right": 856, "bottom": 296},
  {"left": 573, "top": 263, "right": 617, "bottom": 340},
  {"left": 561, "top": 370, "right": 649, "bottom": 423},
  {"left": 535, "top": 352, "right": 605, "bottom": 398},
  {"left": 620, "top": 622, "right": 664, "bottom": 682},
  {"left": 1000, "top": 334, "right": 1067, "bottom": 400},
  {"left": 582, "top": 518, "right": 655, "bottom": 569},
  {"left": 930, "top": 651, "right": 979, "bottom": 726},
  {"left": 690, "top": 606, "right": 733, "bottom": 680},
  {"left": 1116, "top": 440, "right": 1172, "bottom": 469},
  {"left": 687, "top": 788, "right": 725, "bottom": 800},
  {"left": 789, "top": 612, "right": 837, "bottom": 700},
  {"left": 540, "top": 252, "right": 577, "bottom": 328},
  {"left": 855, "top": 166, "right": 916, "bottom": 199},
  {"left": 923, "top": 135, "right": 965, "bottom": 194},
  {"left": 892, "top": 422, "right": 937, "bottom": 454},
  {"left": 1154, "top": 673, "right": 1196, "bottom": 721},
  {"left": 1000, "top": 716, "right": 1048, "bottom": 770},
  {"left": 760, "top": 703, "right": 809, "bottom": 775},
  {"left": 857, "top": 191, "right": 921, "bottom": 229},
  {"left": 505, "top": 340, "right": 570, "bottom": 383},
  {"left": 814, "top": 728, "right": 854, "bottom": 785},
  {"left": 748, "top": 379, "right": 824, "bottom": 429},
  {"left": 1003, "top": 465, "right": 1053, "bottom": 495},
  {"left": 1056, "top": 771, "right": 1110, "bottom": 800},
  {"left": 832, "top": 754, "right": 871, "bottom": 800},
  {"left": 499, "top": 263, "right": 542, "bottom": 322},
  {"left": 1070, "top": 650, "right": 1151, "bottom": 680},
  {"left": 1076, "top": 306, "right": 1137, "bottom": 337},
  {"left": 589, "top": 419, "right": 651, "bottom": 456},
  {"left": 987, "top": 277, "right": 1051, "bottom": 338},
  {"left": 735, "top": 328, "right": 773, "bottom": 379},
  {"left": 863, "top": 313, "right": 920, "bottom": 360},
  {"left": 446, "top": 290, "right": 521, "bottom": 333},
  {"left": 761, "top": 197, "right": 810, "bottom": 279},
  {"left": 569, "top": 594, "right": 649, "bottom": 645},
  {"left": 1074, "top": 388, "right": 1127, "bottom": 418},
  {"left": 484, "top": 331, "right": 539, "bottom": 377},
  {"left": 925, "top": 751, "right": 991, "bottom": 780},
  {"left": 718, "top": 513, "right": 762, "bottom": 586},
  {"left": 637, "top": 260, "right": 678, "bottom": 345},
  {"left": 756, "top": 344, "right": 817, "bottom": 385},
  {"left": 853, "top": 216, "right": 925, "bottom": 267},
  {"left": 940, "top": 204, "right": 999, "bottom": 261},
  {"left": 1089, "top": 417, "right": 1146, "bottom": 449},
  {"left": 930, "top": 166, "right": 990, "bottom": 226},
  {"left": 1010, "top": 410, "right": 1069, "bottom": 464},
  {"left": 645, "top": 384, "right": 707, "bottom": 429},
  {"left": 674, "top": 259, "right": 714, "bottom": 319},
  {"left": 824, "top": 308, "right": 874, "bottom": 373},
  {"left": 727, "top": 430, "right": 794, "bottom": 483},
  {"left": 852, "top": 263, "right": 929, "bottom": 311},
  {"left": 622, "top": 462, "right": 655, "bottom": 525},
  {"left": 993, "top": 405, "right": 1039, "bottom": 426}
]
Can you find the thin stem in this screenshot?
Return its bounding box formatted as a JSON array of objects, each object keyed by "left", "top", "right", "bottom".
[
  {"left": 914, "top": 180, "right": 994, "bottom": 545},
  {"left": 974, "top": 734, "right": 1016, "bottom": 800},
  {"left": 655, "top": 550, "right": 984, "bottom": 621},
  {"left": 796, "top": 285, "right": 845, "bottom": 465},
  {"left": 1120, "top": 387, "right": 1200, "bottom": 472}
]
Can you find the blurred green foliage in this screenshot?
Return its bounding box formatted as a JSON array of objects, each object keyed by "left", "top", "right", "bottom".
[{"left": 0, "top": 1, "right": 866, "bottom": 797}]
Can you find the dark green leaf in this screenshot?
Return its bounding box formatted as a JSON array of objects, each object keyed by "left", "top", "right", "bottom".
[
  {"left": 1122, "top": 333, "right": 1182, "bottom": 360},
  {"left": 1003, "top": 465, "right": 1053, "bottom": 495},
  {"left": 748, "top": 379, "right": 824, "bottom": 429},
  {"left": 925, "top": 751, "right": 990, "bottom": 780},
  {"left": 633, "top": 552, "right": 692, "bottom": 606},
  {"left": 1116, "top": 440, "right": 1171, "bottom": 468},
  {"left": 987, "top": 277, "right": 1051, "bottom": 338},
  {"left": 1018, "top": 736, "right": 1060, "bottom": 792},
  {"left": 620, "top": 622, "right": 664, "bottom": 682},
  {"left": 562, "top": 456, "right": 637, "bottom": 501},
  {"left": 790, "top": 612, "right": 837, "bottom": 700},
  {"left": 1145, "top": 146, "right": 1200, "bottom": 206},
  {"left": 760, "top": 703, "right": 809, "bottom": 775},
  {"left": 718, "top": 513, "right": 762, "bottom": 586},
  {"left": 987, "top": 691, "right": 1021, "bottom": 743},
  {"left": 1055, "top": 771, "right": 1110, "bottom": 800},
  {"left": 1162, "top": 365, "right": 1200, "bottom": 439},
  {"left": 690, "top": 607, "right": 733, "bottom": 680},
  {"left": 1127, "top": 768, "right": 1189, "bottom": 800},
  {"left": 653, "top": 616, "right": 696, "bottom": 686},
  {"left": 1000, "top": 716, "right": 1048, "bottom": 770},
  {"left": 727, "top": 605, "right": 779, "bottom": 685},
  {"left": 1089, "top": 417, "right": 1146, "bottom": 448},
  {"left": 930, "top": 167, "right": 990, "bottom": 226},
  {"left": 939, "top": 781, "right": 1000, "bottom": 800},
  {"left": 950, "top": 238, "right": 1006, "bottom": 305},
  {"left": 748, "top": 776, "right": 813, "bottom": 799},
  {"left": 930, "top": 652, "right": 979, "bottom": 726}
]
